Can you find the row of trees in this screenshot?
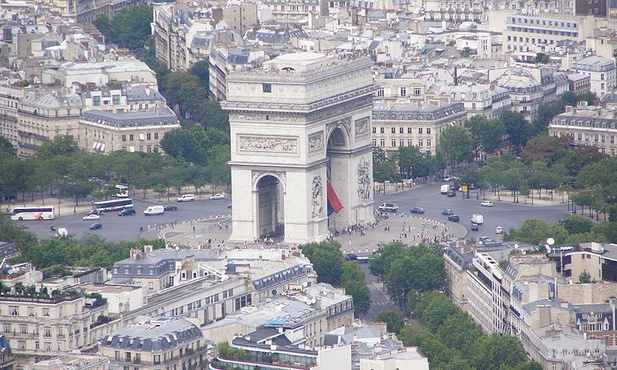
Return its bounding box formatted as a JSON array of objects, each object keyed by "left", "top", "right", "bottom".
[
  {"left": 0, "top": 135, "right": 229, "bottom": 207},
  {"left": 507, "top": 214, "right": 617, "bottom": 245},
  {"left": 363, "top": 241, "right": 540, "bottom": 370},
  {"left": 298, "top": 241, "right": 371, "bottom": 315}
]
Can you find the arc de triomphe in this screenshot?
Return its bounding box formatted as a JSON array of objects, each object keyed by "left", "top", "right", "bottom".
[{"left": 221, "top": 52, "right": 375, "bottom": 244}]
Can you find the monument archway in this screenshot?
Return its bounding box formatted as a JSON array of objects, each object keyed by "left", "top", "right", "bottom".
[{"left": 223, "top": 52, "right": 375, "bottom": 244}]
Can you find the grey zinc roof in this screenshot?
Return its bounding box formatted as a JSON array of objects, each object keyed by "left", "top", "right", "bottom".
[
  {"left": 126, "top": 85, "right": 165, "bottom": 103},
  {"left": 82, "top": 107, "right": 178, "bottom": 127},
  {"left": 22, "top": 91, "right": 83, "bottom": 108},
  {"left": 101, "top": 317, "right": 202, "bottom": 352}
]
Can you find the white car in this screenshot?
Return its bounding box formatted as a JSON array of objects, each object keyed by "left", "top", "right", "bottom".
[
  {"left": 83, "top": 214, "right": 100, "bottom": 221},
  {"left": 496, "top": 226, "right": 503, "bottom": 234},
  {"left": 481, "top": 201, "right": 494, "bottom": 207},
  {"left": 210, "top": 193, "right": 225, "bottom": 200}
]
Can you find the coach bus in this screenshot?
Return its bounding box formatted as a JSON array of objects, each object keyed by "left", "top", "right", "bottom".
[
  {"left": 92, "top": 198, "right": 134, "bottom": 212},
  {"left": 11, "top": 206, "right": 55, "bottom": 220}
]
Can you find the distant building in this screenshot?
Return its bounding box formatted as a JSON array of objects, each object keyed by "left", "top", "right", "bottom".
[
  {"left": 371, "top": 101, "right": 467, "bottom": 155},
  {"left": 548, "top": 103, "right": 617, "bottom": 155},
  {"left": 99, "top": 317, "right": 206, "bottom": 370},
  {"left": 28, "top": 353, "right": 109, "bottom": 370},
  {"left": 567, "top": 72, "right": 591, "bottom": 95},
  {"left": 571, "top": 55, "right": 616, "bottom": 97}
]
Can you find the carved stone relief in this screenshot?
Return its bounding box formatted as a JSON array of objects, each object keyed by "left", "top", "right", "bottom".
[
  {"left": 355, "top": 117, "right": 370, "bottom": 138},
  {"left": 311, "top": 175, "right": 324, "bottom": 218},
  {"left": 306, "top": 96, "right": 372, "bottom": 123},
  {"left": 357, "top": 157, "right": 371, "bottom": 201},
  {"left": 308, "top": 132, "right": 324, "bottom": 153},
  {"left": 230, "top": 112, "right": 301, "bottom": 123},
  {"left": 238, "top": 135, "right": 298, "bottom": 153}
]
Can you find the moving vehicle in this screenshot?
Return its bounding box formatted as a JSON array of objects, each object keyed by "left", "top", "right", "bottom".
[
  {"left": 144, "top": 205, "right": 165, "bottom": 216},
  {"left": 471, "top": 213, "right": 484, "bottom": 225},
  {"left": 496, "top": 226, "right": 503, "bottom": 234},
  {"left": 89, "top": 223, "right": 103, "bottom": 230},
  {"left": 441, "top": 209, "right": 454, "bottom": 215},
  {"left": 83, "top": 214, "right": 100, "bottom": 221},
  {"left": 447, "top": 189, "right": 456, "bottom": 197},
  {"left": 481, "top": 200, "right": 494, "bottom": 207},
  {"left": 118, "top": 208, "right": 136, "bottom": 216},
  {"left": 378, "top": 202, "right": 399, "bottom": 212},
  {"left": 410, "top": 207, "right": 425, "bottom": 214},
  {"left": 447, "top": 214, "right": 460, "bottom": 222},
  {"left": 177, "top": 194, "right": 195, "bottom": 202},
  {"left": 93, "top": 198, "right": 134, "bottom": 212},
  {"left": 209, "top": 193, "right": 225, "bottom": 200},
  {"left": 11, "top": 206, "right": 55, "bottom": 221},
  {"left": 88, "top": 209, "right": 104, "bottom": 216},
  {"left": 440, "top": 184, "right": 451, "bottom": 194},
  {"left": 56, "top": 228, "right": 68, "bottom": 237},
  {"left": 471, "top": 223, "right": 479, "bottom": 231},
  {"left": 115, "top": 184, "right": 129, "bottom": 198},
  {"left": 476, "top": 236, "right": 502, "bottom": 247},
  {"left": 164, "top": 204, "right": 178, "bottom": 211}
]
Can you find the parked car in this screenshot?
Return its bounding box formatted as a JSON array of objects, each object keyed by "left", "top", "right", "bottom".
[
  {"left": 481, "top": 200, "right": 494, "bottom": 207},
  {"left": 496, "top": 226, "right": 503, "bottom": 234},
  {"left": 443, "top": 176, "right": 453, "bottom": 182},
  {"left": 209, "top": 193, "right": 225, "bottom": 200},
  {"left": 471, "top": 223, "right": 479, "bottom": 231},
  {"left": 441, "top": 209, "right": 454, "bottom": 215},
  {"left": 410, "top": 207, "right": 425, "bottom": 214},
  {"left": 118, "top": 208, "right": 136, "bottom": 216},
  {"left": 83, "top": 214, "right": 100, "bottom": 221},
  {"left": 447, "top": 214, "right": 460, "bottom": 222},
  {"left": 88, "top": 223, "right": 102, "bottom": 230},
  {"left": 378, "top": 202, "right": 399, "bottom": 212},
  {"left": 164, "top": 204, "right": 178, "bottom": 211}
]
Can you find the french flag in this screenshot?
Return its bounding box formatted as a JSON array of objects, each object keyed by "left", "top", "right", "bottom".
[{"left": 327, "top": 181, "right": 343, "bottom": 215}]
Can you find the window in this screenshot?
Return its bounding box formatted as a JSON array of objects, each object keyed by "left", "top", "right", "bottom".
[
  {"left": 147, "top": 133, "right": 151, "bottom": 140},
  {"left": 28, "top": 306, "right": 34, "bottom": 316},
  {"left": 426, "top": 128, "right": 431, "bottom": 134},
  {"left": 372, "top": 127, "right": 376, "bottom": 134},
  {"left": 122, "top": 135, "right": 127, "bottom": 142},
  {"left": 377, "top": 88, "right": 384, "bottom": 97},
  {"left": 414, "top": 88, "right": 421, "bottom": 96},
  {"left": 407, "top": 127, "right": 412, "bottom": 134},
  {"left": 419, "top": 139, "right": 424, "bottom": 147},
  {"left": 418, "top": 128, "right": 423, "bottom": 134},
  {"left": 112, "top": 95, "right": 121, "bottom": 105},
  {"left": 380, "top": 127, "right": 385, "bottom": 134},
  {"left": 115, "top": 351, "right": 121, "bottom": 361},
  {"left": 3, "top": 323, "right": 11, "bottom": 333},
  {"left": 129, "top": 134, "right": 134, "bottom": 141},
  {"left": 148, "top": 282, "right": 154, "bottom": 290},
  {"left": 44, "top": 327, "right": 51, "bottom": 337},
  {"left": 43, "top": 308, "right": 50, "bottom": 316},
  {"left": 391, "top": 139, "right": 397, "bottom": 147},
  {"left": 427, "top": 139, "right": 432, "bottom": 147},
  {"left": 154, "top": 133, "right": 159, "bottom": 139},
  {"left": 9, "top": 306, "right": 18, "bottom": 316},
  {"left": 20, "top": 324, "right": 27, "bottom": 334},
  {"left": 262, "top": 83, "right": 272, "bottom": 93},
  {"left": 93, "top": 96, "right": 101, "bottom": 106},
  {"left": 399, "top": 127, "right": 404, "bottom": 134},
  {"left": 391, "top": 127, "right": 396, "bottom": 134},
  {"left": 408, "top": 139, "right": 413, "bottom": 146},
  {"left": 399, "top": 139, "right": 405, "bottom": 147},
  {"left": 380, "top": 139, "right": 386, "bottom": 146},
  {"left": 400, "top": 87, "right": 407, "bottom": 97}
]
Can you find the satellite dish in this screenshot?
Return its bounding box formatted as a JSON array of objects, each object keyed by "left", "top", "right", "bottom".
[
  {"left": 547, "top": 238, "right": 555, "bottom": 246},
  {"left": 514, "top": 244, "right": 519, "bottom": 249}
]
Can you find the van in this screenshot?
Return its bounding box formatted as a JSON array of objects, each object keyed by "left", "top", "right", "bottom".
[
  {"left": 177, "top": 194, "right": 195, "bottom": 202},
  {"left": 144, "top": 205, "right": 165, "bottom": 216},
  {"left": 471, "top": 213, "right": 484, "bottom": 225},
  {"left": 440, "top": 184, "right": 450, "bottom": 194},
  {"left": 56, "top": 228, "right": 68, "bottom": 237}
]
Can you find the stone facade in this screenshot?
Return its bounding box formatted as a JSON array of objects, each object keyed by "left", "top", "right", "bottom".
[{"left": 223, "top": 53, "right": 375, "bottom": 243}]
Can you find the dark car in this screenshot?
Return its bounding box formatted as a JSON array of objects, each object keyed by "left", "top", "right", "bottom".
[
  {"left": 441, "top": 209, "right": 454, "bottom": 215},
  {"left": 89, "top": 223, "right": 102, "bottom": 230},
  {"left": 410, "top": 207, "right": 425, "bottom": 214},
  {"left": 164, "top": 204, "right": 178, "bottom": 211},
  {"left": 345, "top": 253, "right": 358, "bottom": 261},
  {"left": 471, "top": 223, "right": 479, "bottom": 231},
  {"left": 118, "top": 208, "right": 136, "bottom": 216},
  {"left": 88, "top": 209, "right": 104, "bottom": 215},
  {"left": 447, "top": 214, "right": 460, "bottom": 222}
]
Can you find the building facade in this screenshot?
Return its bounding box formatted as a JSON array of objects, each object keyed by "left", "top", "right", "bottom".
[
  {"left": 571, "top": 55, "right": 616, "bottom": 97},
  {"left": 371, "top": 101, "right": 467, "bottom": 155}
]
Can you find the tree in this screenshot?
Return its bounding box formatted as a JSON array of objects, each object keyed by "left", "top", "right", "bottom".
[
  {"left": 438, "top": 125, "right": 473, "bottom": 167},
  {"left": 470, "top": 333, "right": 528, "bottom": 370},
  {"left": 299, "top": 241, "right": 345, "bottom": 286},
  {"left": 464, "top": 115, "right": 505, "bottom": 156},
  {"left": 189, "top": 60, "right": 210, "bottom": 89},
  {"left": 95, "top": 5, "right": 153, "bottom": 51},
  {"left": 500, "top": 111, "right": 532, "bottom": 148},
  {"left": 563, "top": 215, "right": 593, "bottom": 235},
  {"left": 520, "top": 135, "right": 570, "bottom": 165},
  {"left": 374, "top": 310, "right": 405, "bottom": 334},
  {"left": 372, "top": 147, "right": 400, "bottom": 185},
  {"left": 578, "top": 270, "right": 592, "bottom": 283}
]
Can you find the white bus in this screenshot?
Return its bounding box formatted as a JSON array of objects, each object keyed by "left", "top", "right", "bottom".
[
  {"left": 93, "top": 198, "right": 134, "bottom": 212},
  {"left": 115, "top": 184, "right": 129, "bottom": 198},
  {"left": 11, "top": 206, "right": 55, "bottom": 221}
]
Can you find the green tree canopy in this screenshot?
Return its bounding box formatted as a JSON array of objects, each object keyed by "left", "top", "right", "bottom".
[{"left": 438, "top": 125, "right": 473, "bottom": 167}]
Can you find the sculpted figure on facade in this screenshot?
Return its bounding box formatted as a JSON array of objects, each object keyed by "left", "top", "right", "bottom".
[
  {"left": 357, "top": 157, "right": 371, "bottom": 200},
  {"left": 311, "top": 175, "right": 324, "bottom": 218}
]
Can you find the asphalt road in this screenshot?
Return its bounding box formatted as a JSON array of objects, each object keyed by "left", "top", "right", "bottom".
[
  {"left": 374, "top": 181, "right": 569, "bottom": 240},
  {"left": 20, "top": 181, "right": 571, "bottom": 243},
  {"left": 19, "top": 197, "right": 233, "bottom": 242}
]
